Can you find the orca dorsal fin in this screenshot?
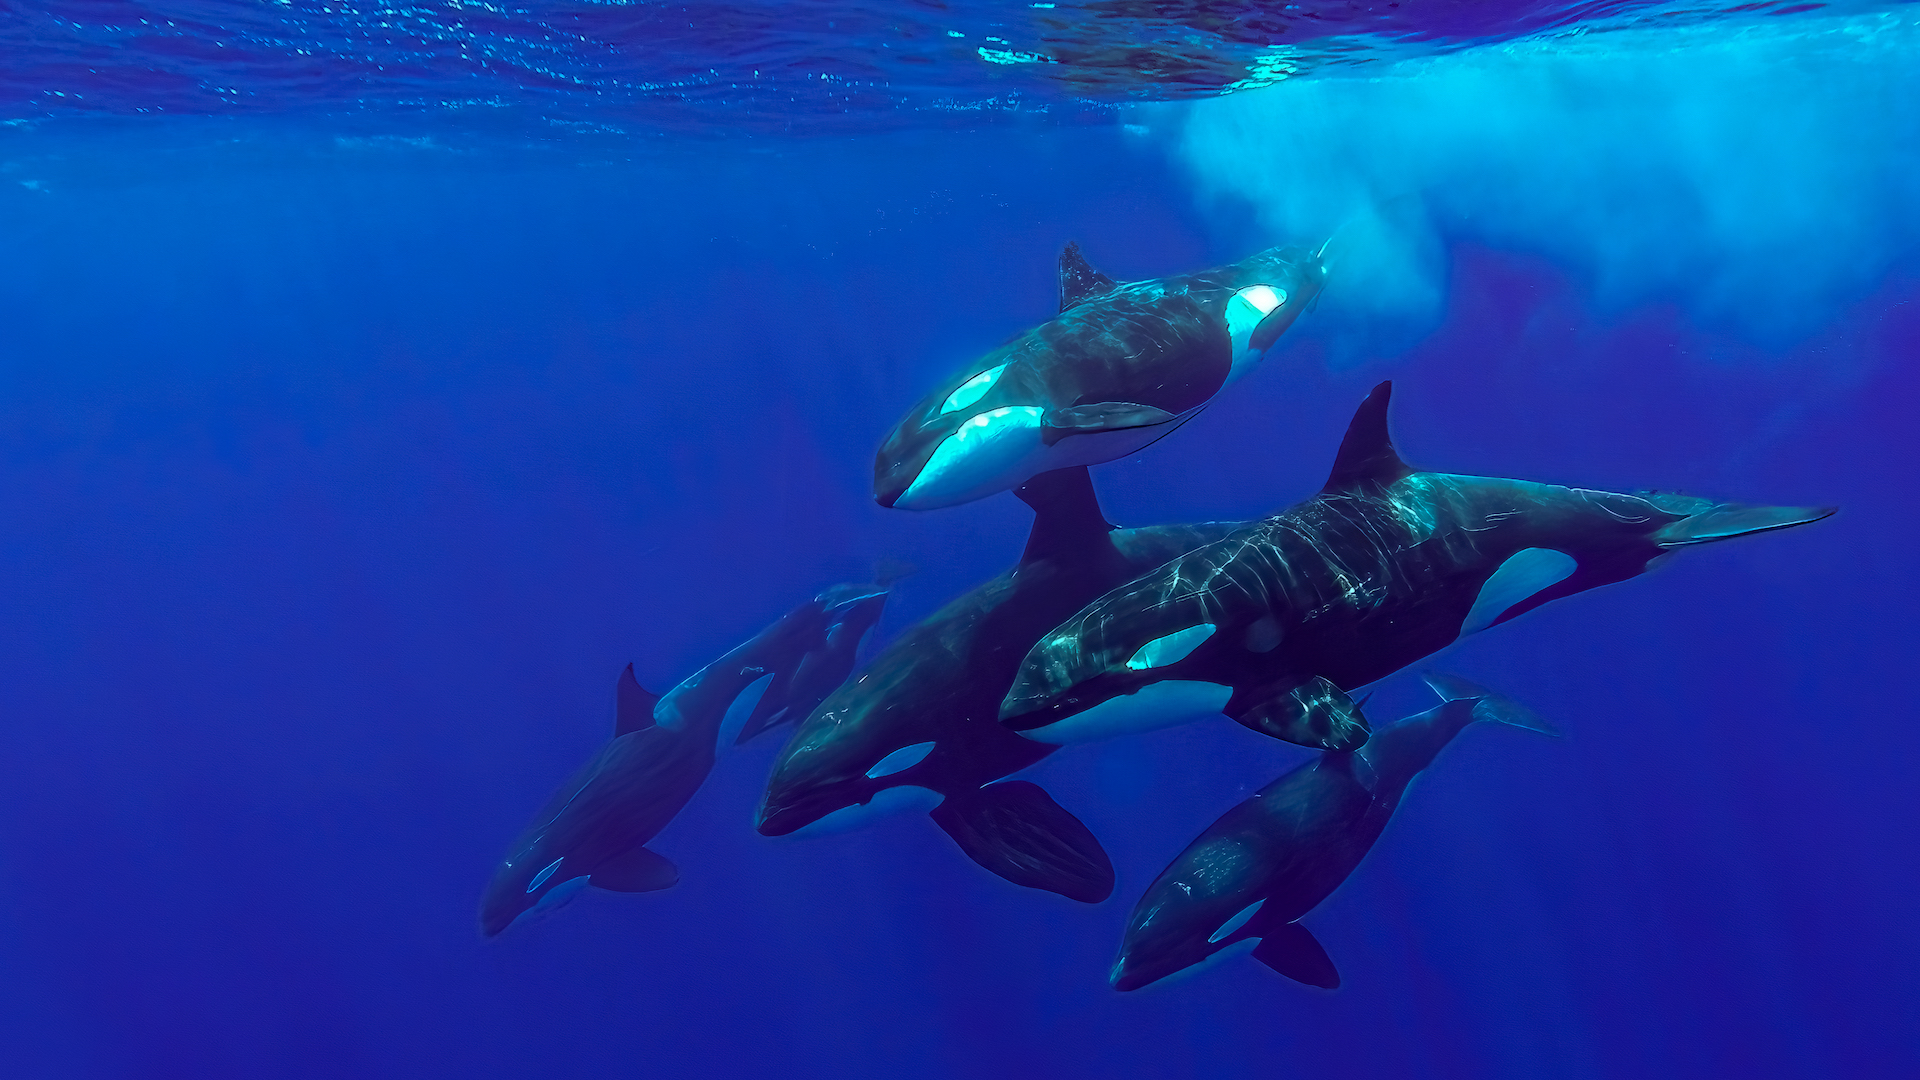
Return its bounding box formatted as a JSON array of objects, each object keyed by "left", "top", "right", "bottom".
[
  {"left": 1058, "top": 240, "right": 1116, "bottom": 312},
  {"left": 1323, "top": 381, "right": 1413, "bottom": 492},
  {"left": 614, "top": 663, "right": 660, "bottom": 737},
  {"left": 1014, "top": 466, "right": 1118, "bottom": 567}
]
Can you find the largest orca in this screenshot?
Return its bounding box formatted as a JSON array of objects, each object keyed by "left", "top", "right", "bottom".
[
  {"left": 1000, "top": 382, "right": 1834, "bottom": 747},
  {"left": 873, "top": 241, "right": 1327, "bottom": 510},
  {"left": 478, "top": 583, "right": 887, "bottom": 937},
  {"left": 755, "top": 466, "right": 1242, "bottom": 903},
  {"left": 1113, "top": 674, "right": 1556, "bottom": 992}
]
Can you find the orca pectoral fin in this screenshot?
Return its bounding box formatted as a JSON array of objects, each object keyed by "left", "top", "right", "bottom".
[
  {"left": 1252, "top": 922, "right": 1341, "bottom": 989},
  {"left": 1229, "top": 677, "right": 1371, "bottom": 751},
  {"left": 1040, "top": 402, "right": 1178, "bottom": 446},
  {"left": 590, "top": 846, "right": 679, "bottom": 893},
  {"left": 929, "top": 781, "right": 1115, "bottom": 903}
]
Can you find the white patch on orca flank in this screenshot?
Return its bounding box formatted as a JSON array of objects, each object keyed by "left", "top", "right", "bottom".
[
  {"left": 864, "top": 740, "right": 936, "bottom": 779},
  {"left": 1224, "top": 284, "right": 1289, "bottom": 384},
  {"left": 1021, "top": 680, "right": 1233, "bottom": 745},
  {"left": 1209, "top": 898, "right": 1266, "bottom": 944},
  {"left": 1226, "top": 285, "right": 1285, "bottom": 333},
  {"left": 715, "top": 671, "right": 776, "bottom": 751},
  {"left": 940, "top": 364, "right": 1008, "bottom": 415},
  {"left": 786, "top": 785, "right": 942, "bottom": 837},
  {"left": 1459, "top": 548, "right": 1578, "bottom": 638},
  {"left": 1125, "top": 624, "right": 1217, "bottom": 670},
  {"left": 527, "top": 856, "right": 566, "bottom": 893}
]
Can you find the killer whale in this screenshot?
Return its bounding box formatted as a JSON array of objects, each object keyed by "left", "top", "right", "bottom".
[
  {"left": 478, "top": 584, "right": 887, "bottom": 937},
  {"left": 733, "top": 581, "right": 891, "bottom": 745},
  {"left": 873, "top": 241, "right": 1328, "bottom": 511},
  {"left": 755, "top": 466, "right": 1244, "bottom": 903},
  {"left": 1000, "top": 382, "right": 1835, "bottom": 747},
  {"left": 1112, "top": 674, "right": 1555, "bottom": 992}
]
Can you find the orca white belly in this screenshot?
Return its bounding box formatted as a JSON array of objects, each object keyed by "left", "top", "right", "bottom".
[
  {"left": 1020, "top": 680, "right": 1234, "bottom": 745},
  {"left": 896, "top": 405, "right": 1201, "bottom": 510}
]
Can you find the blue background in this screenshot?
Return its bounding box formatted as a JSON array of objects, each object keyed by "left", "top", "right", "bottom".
[{"left": 0, "top": 125, "right": 1912, "bottom": 1078}]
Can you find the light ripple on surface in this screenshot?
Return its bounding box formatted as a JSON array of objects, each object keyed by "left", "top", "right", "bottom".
[{"left": 0, "top": 0, "right": 1892, "bottom": 139}]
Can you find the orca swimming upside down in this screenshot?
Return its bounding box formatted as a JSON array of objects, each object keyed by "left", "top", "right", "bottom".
[{"left": 873, "top": 240, "right": 1328, "bottom": 510}]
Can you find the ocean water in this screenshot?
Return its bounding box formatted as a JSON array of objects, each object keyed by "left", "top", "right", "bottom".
[{"left": 2, "top": 3, "right": 1916, "bottom": 1078}]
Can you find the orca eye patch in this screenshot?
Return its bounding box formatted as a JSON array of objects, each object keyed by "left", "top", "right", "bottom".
[
  {"left": 939, "top": 364, "right": 1008, "bottom": 416},
  {"left": 1208, "top": 898, "right": 1266, "bottom": 944},
  {"left": 1125, "top": 624, "right": 1217, "bottom": 670},
  {"left": 527, "top": 856, "right": 565, "bottom": 893},
  {"left": 865, "top": 740, "right": 936, "bottom": 779}
]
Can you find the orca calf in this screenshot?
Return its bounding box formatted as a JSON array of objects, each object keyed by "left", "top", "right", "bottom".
[
  {"left": 734, "top": 582, "right": 891, "bottom": 745},
  {"left": 1112, "top": 674, "right": 1555, "bottom": 992},
  {"left": 478, "top": 584, "right": 887, "bottom": 937},
  {"left": 1001, "top": 382, "right": 1834, "bottom": 748},
  {"left": 755, "top": 466, "right": 1244, "bottom": 903},
  {"left": 873, "top": 241, "right": 1327, "bottom": 510}
]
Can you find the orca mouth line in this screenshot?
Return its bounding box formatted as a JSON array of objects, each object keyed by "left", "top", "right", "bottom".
[
  {"left": 755, "top": 784, "right": 867, "bottom": 836},
  {"left": 999, "top": 705, "right": 1056, "bottom": 732},
  {"left": 754, "top": 800, "right": 817, "bottom": 837},
  {"left": 1001, "top": 669, "right": 1135, "bottom": 728}
]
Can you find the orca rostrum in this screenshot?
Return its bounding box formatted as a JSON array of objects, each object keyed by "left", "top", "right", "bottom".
[
  {"left": 873, "top": 241, "right": 1328, "bottom": 511},
  {"left": 1112, "top": 675, "right": 1556, "bottom": 991},
  {"left": 1000, "top": 382, "right": 1834, "bottom": 749},
  {"left": 478, "top": 584, "right": 888, "bottom": 936},
  {"left": 755, "top": 466, "right": 1245, "bottom": 903}
]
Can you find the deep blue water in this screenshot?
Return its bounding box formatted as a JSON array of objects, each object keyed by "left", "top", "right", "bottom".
[{"left": 2, "top": 3, "right": 1917, "bottom": 1078}]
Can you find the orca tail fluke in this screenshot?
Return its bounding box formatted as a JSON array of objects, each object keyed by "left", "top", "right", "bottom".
[
  {"left": 733, "top": 702, "right": 793, "bottom": 746},
  {"left": 1652, "top": 503, "right": 1836, "bottom": 548},
  {"left": 1423, "top": 672, "right": 1561, "bottom": 737},
  {"left": 929, "top": 781, "right": 1115, "bottom": 903},
  {"left": 1251, "top": 921, "right": 1341, "bottom": 989}
]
